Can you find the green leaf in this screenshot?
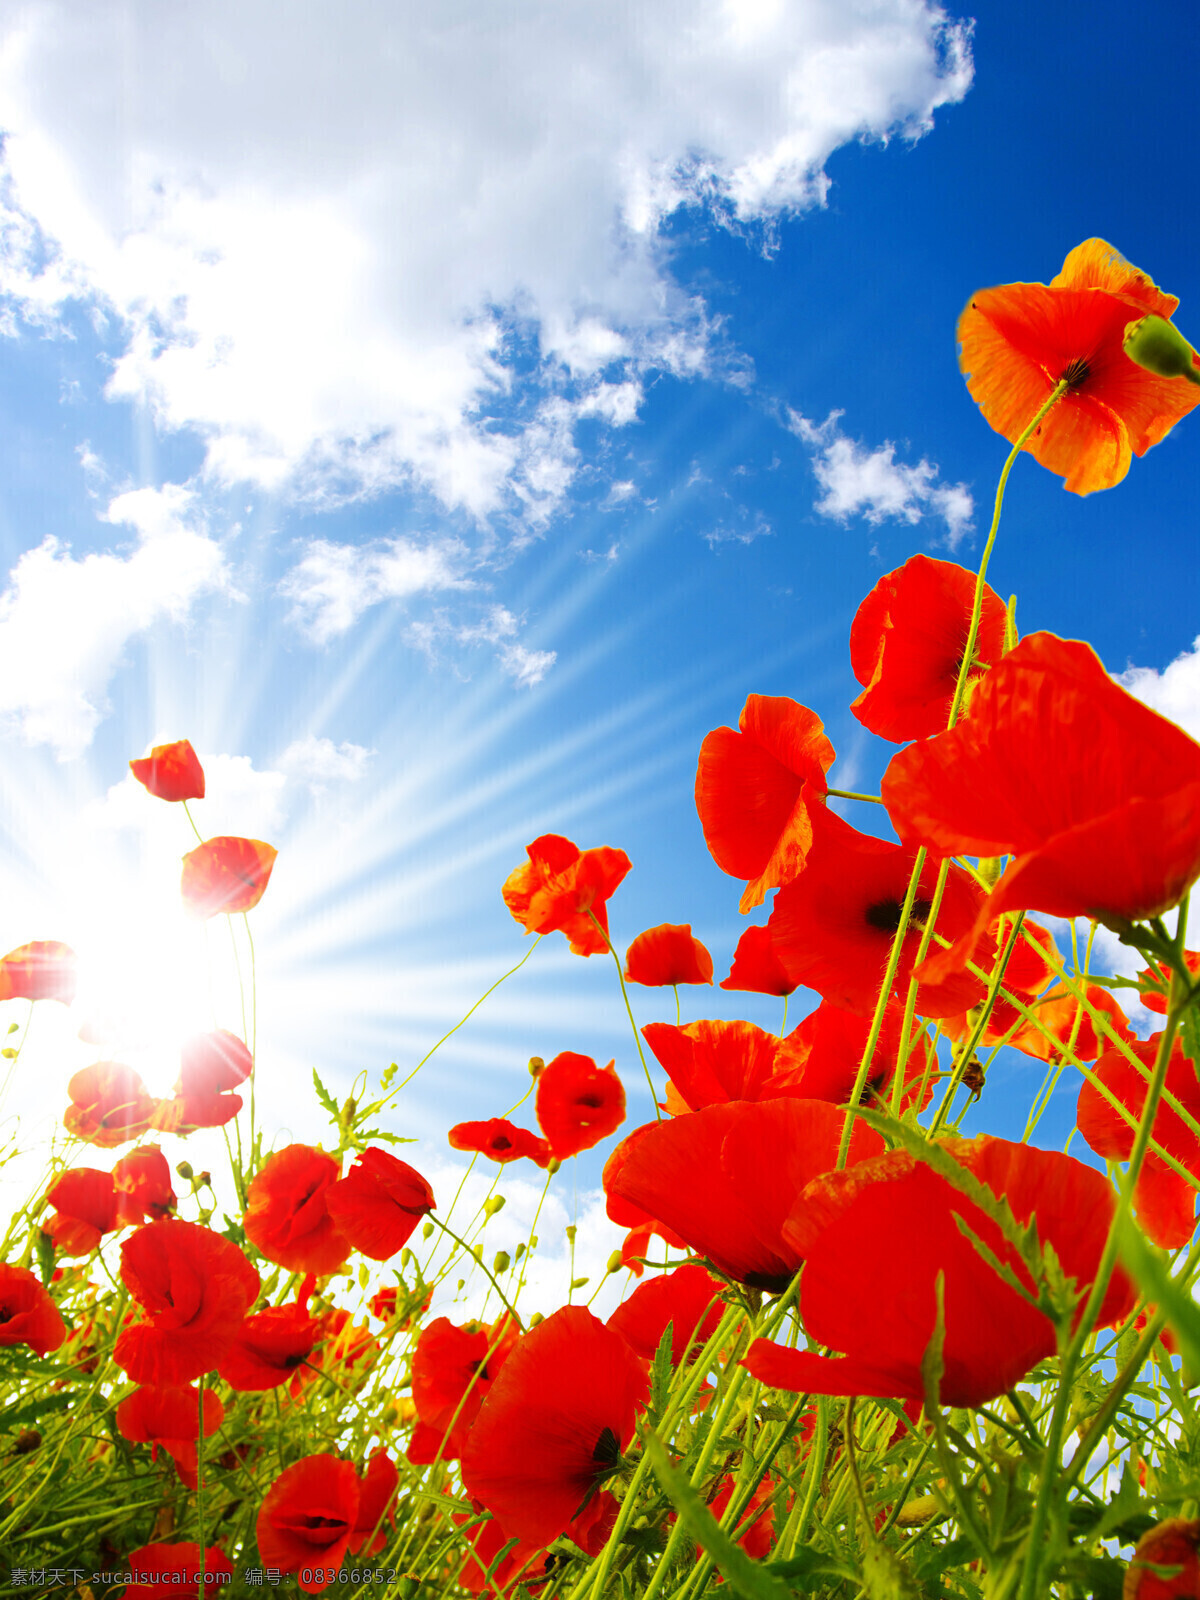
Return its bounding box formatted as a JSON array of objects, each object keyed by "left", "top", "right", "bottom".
[
  {"left": 34, "top": 1227, "right": 55, "bottom": 1288},
  {"left": 642, "top": 1430, "right": 792, "bottom": 1600},
  {"left": 950, "top": 1214, "right": 1041, "bottom": 1311},
  {"left": 1117, "top": 1214, "right": 1200, "bottom": 1372},
  {"left": 862, "top": 1540, "right": 923, "bottom": 1600},
  {"left": 764, "top": 1548, "right": 853, "bottom": 1588},
  {"left": 312, "top": 1067, "right": 340, "bottom": 1119},
  {"left": 649, "top": 1322, "right": 675, "bottom": 1422}
]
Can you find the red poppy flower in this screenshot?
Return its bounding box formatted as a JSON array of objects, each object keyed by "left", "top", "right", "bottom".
[
  {"left": 243, "top": 1144, "right": 352, "bottom": 1275},
  {"left": 604, "top": 1099, "right": 884, "bottom": 1293},
  {"left": 44, "top": 1167, "right": 118, "bottom": 1255},
  {"left": 719, "top": 924, "right": 798, "bottom": 998},
  {"left": 0, "top": 940, "right": 77, "bottom": 1005},
  {"left": 765, "top": 802, "right": 991, "bottom": 1018},
  {"left": 310, "top": 1307, "right": 378, "bottom": 1383},
  {"left": 448, "top": 1117, "right": 552, "bottom": 1168},
  {"left": 63, "top": 1062, "right": 159, "bottom": 1148},
  {"left": 461, "top": 1305, "right": 649, "bottom": 1551},
  {"left": 773, "top": 999, "right": 937, "bottom": 1112},
  {"left": 369, "top": 1283, "right": 432, "bottom": 1327},
  {"left": 324, "top": 1147, "right": 436, "bottom": 1261},
  {"left": 0, "top": 1263, "right": 67, "bottom": 1355},
  {"left": 642, "top": 1019, "right": 800, "bottom": 1114},
  {"left": 607, "top": 1262, "right": 727, "bottom": 1366},
  {"left": 938, "top": 919, "right": 1061, "bottom": 1050},
  {"left": 501, "top": 833, "right": 632, "bottom": 956},
  {"left": 999, "top": 981, "right": 1136, "bottom": 1067},
  {"left": 155, "top": 1030, "right": 253, "bottom": 1135},
  {"left": 451, "top": 1504, "right": 549, "bottom": 1597},
  {"left": 1076, "top": 1033, "right": 1200, "bottom": 1248},
  {"left": 850, "top": 556, "right": 1008, "bottom": 743},
  {"left": 115, "top": 1218, "right": 261, "bottom": 1385},
  {"left": 742, "top": 1135, "right": 1134, "bottom": 1408},
  {"left": 217, "top": 1303, "right": 323, "bottom": 1391},
  {"left": 695, "top": 695, "right": 836, "bottom": 913},
  {"left": 112, "top": 1145, "right": 176, "bottom": 1227},
  {"left": 1138, "top": 951, "right": 1200, "bottom": 1013},
  {"left": 129, "top": 739, "right": 206, "bottom": 803},
  {"left": 624, "top": 924, "right": 714, "bottom": 987},
  {"left": 349, "top": 1451, "right": 400, "bottom": 1557},
  {"left": 181, "top": 835, "right": 278, "bottom": 918},
  {"left": 123, "top": 1543, "right": 234, "bottom": 1598},
  {"left": 959, "top": 239, "right": 1200, "bottom": 495},
  {"left": 115, "top": 1382, "right": 225, "bottom": 1490},
  {"left": 408, "top": 1313, "right": 522, "bottom": 1464},
  {"left": 256, "top": 1455, "right": 361, "bottom": 1592},
  {"left": 882, "top": 634, "right": 1200, "bottom": 979},
  {"left": 1124, "top": 1518, "right": 1200, "bottom": 1598},
  {"left": 699, "top": 1475, "right": 777, "bottom": 1564},
  {"left": 535, "top": 1052, "right": 626, "bottom": 1160}
]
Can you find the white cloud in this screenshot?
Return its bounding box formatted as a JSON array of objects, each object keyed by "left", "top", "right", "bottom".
[
  {"left": 789, "top": 408, "right": 973, "bottom": 545},
  {"left": 406, "top": 602, "right": 556, "bottom": 687},
  {"left": 0, "top": 2, "right": 971, "bottom": 521},
  {"left": 92, "top": 750, "right": 288, "bottom": 838},
  {"left": 0, "top": 485, "right": 230, "bottom": 757},
  {"left": 279, "top": 535, "right": 473, "bottom": 644},
  {"left": 1118, "top": 635, "right": 1200, "bottom": 742},
  {"left": 278, "top": 734, "right": 375, "bottom": 791},
  {"left": 497, "top": 641, "right": 557, "bottom": 688}
]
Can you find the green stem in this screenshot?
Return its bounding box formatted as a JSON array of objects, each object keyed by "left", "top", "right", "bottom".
[{"left": 588, "top": 910, "right": 661, "bottom": 1119}]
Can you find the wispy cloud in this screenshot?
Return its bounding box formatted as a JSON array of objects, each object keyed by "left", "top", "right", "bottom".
[
  {"left": 279, "top": 535, "right": 473, "bottom": 644},
  {"left": 279, "top": 734, "right": 376, "bottom": 791},
  {"left": 0, "top": 485, "right": 230, "bottom": 757},
  {"left": 789, "top": 409, "right": 973, "bottom": 546},
  {"left": 0, "top": 3, "right": 971, "bottom": 521}
]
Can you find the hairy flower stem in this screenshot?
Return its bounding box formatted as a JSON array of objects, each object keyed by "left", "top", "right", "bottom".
[{"left": 588, "top": 909, "right": 661, "bottom": 1119}]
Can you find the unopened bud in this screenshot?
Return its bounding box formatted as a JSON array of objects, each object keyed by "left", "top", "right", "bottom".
[
  {"left": 571, "top": 1276, "right": 589, "bottom": 1290},
  {"left": 565, "top": 1224, "right": 577, "bottom": 1243},
  {"left": 547, "top": 1157, "right": 561, "bottom": 1176},
  {"left": 175, "top": 1162, "right": 194, "bottom": 1181},
  {"left": 197, "top": 1172, "right": 212, "bottom": 1188},
  {"left": 514, "top": 1242, "right": 526, "bottom": 1262},
  {"left": 483, "top": 1195, "right": 506, "bottom": 1217},
  {"left": 528, "top": 1056, "right": 545, "bottom": 1078},
  {"left": 422, "top": 1221, "right": 434, "bottom": 1240},
  {"left": 493, "top": 1250, "right": 511, "bottom": 1274},
  {"left": 607, "top": 1250, "right": 624, "bottom": 1275},
  {"left": 529, "top": 1311, "right": 544, "bottom": 1329},
  {"left": 1124, "top": 314, "right": 1200, "bottom": 385}
]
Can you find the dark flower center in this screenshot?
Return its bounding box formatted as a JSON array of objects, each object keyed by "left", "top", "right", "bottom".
[
  {"left": 491, "top": 1135, "right": 513, "bottom": 1152},
  {"left": 0, "top": 1307, "right": 12, "bottom": 1324},
  {"left": 744, "top": 1268, "right": 796, "bottom": 1295},
  {"left": 577, "top": 1094, "right": 604, "bottom": 1110},
  {"left": 592, "top": 1425, "right": 620, "bottom": 1474},
  {"left": 864, "top": 897, "right": 931, "bottom": 934},
  {"left": 1062, "top": 356, "right": 1091, "bottom": 387}
]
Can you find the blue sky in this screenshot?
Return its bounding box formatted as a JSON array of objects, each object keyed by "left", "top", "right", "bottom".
[{"left": 0, "top": 0, "right": 1197, "bottom": 1281}]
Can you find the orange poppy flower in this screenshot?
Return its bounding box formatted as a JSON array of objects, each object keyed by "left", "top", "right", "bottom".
[
  {"left": 180, "top": 835, "right": 278, "bottom": 918},
  {"left": 217, "top": 1303, "right": 323, "bottom": 1392},
  {"left": 1076, "top": 1033, "right": 1200, "bottom": 1248},
  {"left": 883, "top": 633, "right": 1200, "bottom": 981},
  {"left": 958, "top": 238, "right": 1200, "bottom": 494},
  {"left": 766, "top": 802, "right": 991, "bottom": 1018},
  {"left": 256, "top": 1455, "right": 361, "bottom": 1592},
  {"left": 448, "top": 1117, "right": 552, "bottom": 1168},
  {"left": 1138, "top": 951, "right": 1200, "bottom": 1013},
  {"left": 0, "top": 940, "right": 77, "bottom": 1005},
  {"left": 623, "top": 923, "right": 714, "bottom": 987},
  {"left": 607, "top": 1261, "right": 727, "bottom": 1366},
  {"left": 850, "top": 556, "right": 1008, "bottom": 742},
  {"left": 501, "top": 833, "right": 631, "bottom": 956},
  {"left": 642, "top": 1018, "right": 800, "bottom": 1113},
  {"left": 1000, "top": 981, "right": 1136, "bottom": 1067},
  {"left": 773, "top": 999, "right": 937, "bottom": 1112},
  {"left": 243, "top": 1144, "right": 352, "bottom": 1276},
  {"left": 129, "top": 739, "right": 206, "bottom": 802},
  {"left": 63, "top": 1062, "right": 159, "bottom": 1148},
  {"left": 695, "top": 695, "right": 835, "bottom": 913},
  {"left": 535, "top": 1051, "right": 626, "bottom": 1159},
  {"left": 155, "top": 1029, "right": 254, "bottom": 1135}
]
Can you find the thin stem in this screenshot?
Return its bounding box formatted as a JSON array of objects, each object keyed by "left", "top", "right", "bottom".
[
  {"left": 588, "top": 910, "right": 660, "bottom": 1119},
  {"left": 826, "top": 787, "right": 885, "bottom": 805}
]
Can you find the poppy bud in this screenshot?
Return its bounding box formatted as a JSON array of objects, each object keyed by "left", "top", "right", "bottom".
[
  {"left": 483, "top": 1195, "right": 505, "bottom": 1217},
  {"left": 528, "top": 1311, "right": 544, "bottom": 1328},
  {"left": 1124, "top": 314, "right": 1200, "bottom": 384},
  {"left": 547, "top": 1157, "right": 561, "bottom": 1175},
  {"left": 565, "top": 1224, "right": 577, "bottom": 1243},
  {"left": 607, "top": 1251, "right": 624, "bottom": 1274},
  {"left": 176, "top": 1162, "right": 194, "bottom": 1181},
  {"left": 422, "top": 1221, "right": 434, "bottom": 1240},
  {"left": 493, "top": 1251, "right": 511, "bottom": 1274},
  {"left": 514, "top": 1242, "right": 526, "bottom": 1261},
  {"left": 528, "top": 1056, "right": 544, "bottom": 1077}
]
